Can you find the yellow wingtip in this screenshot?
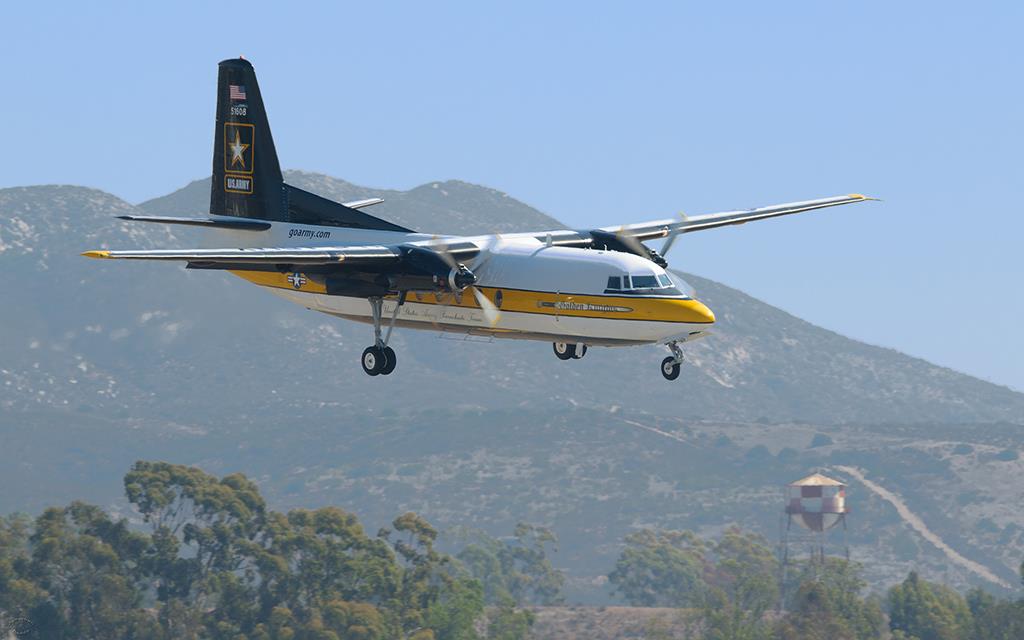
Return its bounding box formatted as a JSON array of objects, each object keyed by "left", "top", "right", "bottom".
[
  {"left": 848, "top": 193, "right": 881, "bottom": 201},
  {"left": 81, "top": 250, "right": 111, "bottom": 259}
]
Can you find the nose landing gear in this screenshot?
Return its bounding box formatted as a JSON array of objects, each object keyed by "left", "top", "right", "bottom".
[
  {"left": 553, "top": 342, "right": 588, "bottom": 360},
  {"left": 661, "top": 341, "right": 684, "bottom": 381}
]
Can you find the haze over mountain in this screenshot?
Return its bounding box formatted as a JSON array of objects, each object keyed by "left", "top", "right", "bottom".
[{"left": 2, "top": 173, "right": 1023, "bottom": 601}]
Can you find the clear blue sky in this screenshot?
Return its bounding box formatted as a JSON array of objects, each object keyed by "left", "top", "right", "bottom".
[{"left": 3, "top": 2, "right": 1022, "bottom": 392}]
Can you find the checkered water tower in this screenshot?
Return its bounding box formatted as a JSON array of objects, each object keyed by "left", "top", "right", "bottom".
[{"left": 780, "top": 472, "right": 849, "bottom": 564}]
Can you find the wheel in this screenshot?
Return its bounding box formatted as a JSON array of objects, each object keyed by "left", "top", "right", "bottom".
[
  {"left": 379, "top": 347, "right": 397, "bottom": 375},
  {"left": 661, "top": 356, "right": 681, "bottom": 381},
  {"left": 553, "top": 342, "right": 576, "bottom": 360},
  {"left": 361, "top": 346, "right": 384, "bottom": 376},
  {"left": 572, "top": 344, "right": 588, "bottom": 359}
]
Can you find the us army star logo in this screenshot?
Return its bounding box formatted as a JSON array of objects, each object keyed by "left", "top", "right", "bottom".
[{"left": 229, "top": 130, "right": 249, "bottom": 169}]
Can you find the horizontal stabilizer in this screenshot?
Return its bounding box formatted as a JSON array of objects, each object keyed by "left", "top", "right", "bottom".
[
  {"left": 116, "top": 215, "right": 271, "bottom": 230},
  {"left": 341, "top": 198, "right": 385, "bottom": 210}
]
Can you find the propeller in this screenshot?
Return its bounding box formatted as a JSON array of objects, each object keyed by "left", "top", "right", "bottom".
[
  {"left": 614, "top": 225, "right": 649, "bottom": 257},
  {"left": 428, "top": 235, "right": 503, "bottom": 327},
  {"left": 660, "top": 211, "right": 689, "bottom": 257}
]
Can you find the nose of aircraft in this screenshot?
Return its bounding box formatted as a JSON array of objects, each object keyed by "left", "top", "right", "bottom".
[
  {"left": 690, "top": 299, "right": 716, "bottom": 324},
  {"left": 663, "top": 298, "right": 715, "bottom": 324}
]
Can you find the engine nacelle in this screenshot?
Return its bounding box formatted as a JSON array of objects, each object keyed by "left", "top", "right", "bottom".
[{"left": 447, "top": 265, "right": 477, "bottom": 291}]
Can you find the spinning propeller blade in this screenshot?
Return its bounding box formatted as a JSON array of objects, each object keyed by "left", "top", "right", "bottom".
[
  {"left": 471, "top": 287, "right": 501, "bottom": 327},
  {"left": 660, "top": 211, "right": 688, "bottom": 256}
]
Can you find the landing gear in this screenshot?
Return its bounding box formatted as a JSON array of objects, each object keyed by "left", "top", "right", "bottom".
[
  {"left": 362, "top": 346, "right": 387, "bottom": 376},
  {"left": 553, "top": 342, "right": 588, "bottom": 360},
  {"left": 361, "top": 295, "right": 405, "bottom": 376},
  {"left": 660, "top": 341, "right": 684, "bottom": 381},
  {"left": 661, "top": 357, "right": 681, "bottom": 380}
]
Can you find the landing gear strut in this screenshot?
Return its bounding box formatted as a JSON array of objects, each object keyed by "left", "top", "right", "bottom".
[
  {"left": 660, "top": 341, "right": 684, "bottom": 381},
  {"left": 553, "top": 342, "right": 588, "bottom": 360},
  {"left": 361, "top": 294, "right": 405, "bottom": 376}
]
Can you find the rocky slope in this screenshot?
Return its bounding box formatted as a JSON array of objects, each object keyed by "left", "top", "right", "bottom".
[{"left": 2, "top": 174, "right": 1023, "bottom": 602}]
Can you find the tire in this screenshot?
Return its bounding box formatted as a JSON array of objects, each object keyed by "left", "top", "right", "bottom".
[
  {"left": 380, "top": 347, "right": 397, "bottom": 375},
  {"left": 572, "top": 344, "right": 588, "bottom": 359},
  {"left": 361, "top": 346, "right": 383, "bottom": 376},
  {"left": 661, "top": 356, "right": 681, "bottom": 381},
  {"left": 553, "top": 342, "right": 575, "bottom": 360}
]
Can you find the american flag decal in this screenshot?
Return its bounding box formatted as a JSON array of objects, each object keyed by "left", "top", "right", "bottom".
[{"left": 229, "top": 84, "right": 247, "bottom": 101}]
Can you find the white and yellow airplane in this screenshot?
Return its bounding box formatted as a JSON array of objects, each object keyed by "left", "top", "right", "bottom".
[{"left": 84, "top": 58, "right": 875, "bottom": 379}]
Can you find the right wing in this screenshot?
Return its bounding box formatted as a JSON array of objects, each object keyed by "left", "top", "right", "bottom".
[{"left": 601, "top": 194, "right": 877, "bottom": 242}]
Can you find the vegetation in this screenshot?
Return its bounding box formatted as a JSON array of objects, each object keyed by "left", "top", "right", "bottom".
[
  {"left": 454, "top": 523, "right": 564, "bottom": 607},
  {"left": 609, "top": 526, "right": 1024, "bottom": 640},
  {"left": 0, "top": 461, "right": 540, "bottom": 640},
  {"left": 6, "top": 462, "right": 1024, "bottom": 639}
]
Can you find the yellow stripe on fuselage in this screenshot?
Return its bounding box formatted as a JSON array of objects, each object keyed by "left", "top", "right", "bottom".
[
  {"left": 228, "top": 270, "right": 715, "bottom": 324},
  {"left": 230, "top": 269, "right": 328, "bottom": 293}
]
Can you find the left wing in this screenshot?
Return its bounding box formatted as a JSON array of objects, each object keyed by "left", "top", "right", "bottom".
[
  {"left": 80, "top": 238, "right": 480, "bottom": 269},
  {"left": 81, "top": 245, "right": 402, "bottom": 264}
]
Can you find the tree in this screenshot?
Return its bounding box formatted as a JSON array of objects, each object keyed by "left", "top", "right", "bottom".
[
  {"left": 486, "top": 602, "right": 534, "bottom": 640},
  {"left": 967, "top": 587, "right": 1024, "bottom": 640},
  {"left": 454, "top": 523, "right": 564, "bottom": 606},
  {"left": 608, "top": 529, "right": 708, "bottom": 607},
  {"left": 0, "top": 461, "right": 494, "bottom": 640},
  {"left": 708, "top": 527, "right": 779, "bottom": 614},
  {"left": 775, "top": 581, "right": 856, "bottom": 640},
  {"left": 887, "top": 571, "right": 972, "bottom": 640},
  {"left": 783, "top": 559, "right": 884, "bottom": 640},
  {"left": 696, "top": 586, "right": 773, "bottom": 640}
]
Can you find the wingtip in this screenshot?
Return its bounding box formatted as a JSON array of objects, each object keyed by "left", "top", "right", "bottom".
[
  {"left": 81, "top": 250, "right": 111, "bottom": 259},
  {"left": 848, "top": 193, "right": 882, "bottom": 202}
]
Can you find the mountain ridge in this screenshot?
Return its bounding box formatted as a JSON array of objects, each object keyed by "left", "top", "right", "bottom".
[
  {"left": 3, "top": 176, "right": 1024, "bottom": 601},
  {"left": 2, "top": 175, "right": 1023, "bottom": 425}
]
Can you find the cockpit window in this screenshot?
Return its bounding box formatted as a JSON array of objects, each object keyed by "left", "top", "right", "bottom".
[
  {"left": 605, "top": 272, "right": 689, "bottom": 298},
  {"left": 630, "top": 275, "right": 659, "bottom": 289}
]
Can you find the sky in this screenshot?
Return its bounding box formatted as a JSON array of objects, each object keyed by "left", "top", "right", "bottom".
[{"left": 2, "top": 2, "right": 1022, "bottom": 391}]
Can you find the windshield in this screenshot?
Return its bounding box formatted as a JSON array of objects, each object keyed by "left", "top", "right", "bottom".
[{"left": 605, "top": 272, "right": 691, "bottom": 298}]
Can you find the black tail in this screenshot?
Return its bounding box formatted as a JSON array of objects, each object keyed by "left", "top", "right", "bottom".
[
  {"left": 211, "top": 58, "right": 282, "bottom": 220},
  {"left": 210, "top": 58, "right": 411, "bottom": 231}
]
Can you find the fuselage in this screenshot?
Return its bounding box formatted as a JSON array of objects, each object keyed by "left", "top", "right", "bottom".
[{"left": 212, "top": 219, "right": 716, "bottom": 346}]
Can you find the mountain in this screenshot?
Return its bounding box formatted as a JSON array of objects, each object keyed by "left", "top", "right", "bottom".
[{"left": 2, "top": 174, "right": 1023, "bottom": 601}]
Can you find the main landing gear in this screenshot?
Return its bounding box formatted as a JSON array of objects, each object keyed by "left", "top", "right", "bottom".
[
  {"left": 660, "top": 341, "right": 684, "bottom": 381},
  {"left": 361, "top": 294, "right": 405, "bottom": 376},
  {"left": 553, "top": 342, "right": 588, "bottom": 360}
]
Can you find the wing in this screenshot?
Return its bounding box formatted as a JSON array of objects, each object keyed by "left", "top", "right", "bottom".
[
  {"left": 80, "top": 238, "right": 480, "bottom": 267},
  {"left": 602, "top": 194, "right": 877, "bottom": 242},
  {"left": 81, "top": 245, "right": 403, "bottom": 264}
]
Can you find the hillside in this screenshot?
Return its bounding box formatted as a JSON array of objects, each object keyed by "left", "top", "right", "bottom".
[{"left": 2, "top": 175, "right": 1024, "bottom": 601}]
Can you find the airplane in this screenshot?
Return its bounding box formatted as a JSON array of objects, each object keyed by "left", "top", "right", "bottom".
[{"left": 83, "top": 58, "right": 876, "bottom": 380}]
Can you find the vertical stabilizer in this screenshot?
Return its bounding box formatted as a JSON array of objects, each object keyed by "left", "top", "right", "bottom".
[{"left": 210, "top": 58, "right": 284, "bottom": 220}]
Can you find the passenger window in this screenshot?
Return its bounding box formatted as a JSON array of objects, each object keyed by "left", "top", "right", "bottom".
[
  {"left": 606, "top": 276, "right": 620, "bottom": 290},
  {"left": 622, "top": 275, "right": 631, "bottom": 289},
  {"left": 658, "top": 274, "right": 672, "bottom": 287}
]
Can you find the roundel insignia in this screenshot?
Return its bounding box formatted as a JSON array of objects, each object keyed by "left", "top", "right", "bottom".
[{"left": 286, "top": 272, "right": 307, "bottom": 289}]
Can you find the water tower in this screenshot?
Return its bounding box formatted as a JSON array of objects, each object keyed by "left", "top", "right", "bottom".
[{"left": 779, "top": 472, "right": 850, "bottom": 603}]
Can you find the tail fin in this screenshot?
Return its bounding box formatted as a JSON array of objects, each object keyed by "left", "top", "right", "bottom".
[
  {"left": 210, "top": 57, "right": 412, "bottom": 232},
  {"left": 211, "top": 57, "right": 283, "bottom": 220}
]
